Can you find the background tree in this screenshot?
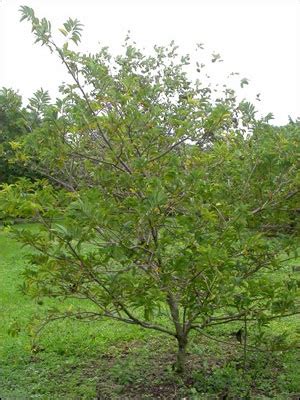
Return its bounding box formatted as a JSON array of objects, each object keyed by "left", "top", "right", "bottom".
[
  {"left": 0, "top": 87, "right": 49, "bottom": 184},
  {"left": 0, "top": 88, "right": 29, "bottom": 183},
  {"left": 0, "top": 7, "right": 299, "bottom": 373}
]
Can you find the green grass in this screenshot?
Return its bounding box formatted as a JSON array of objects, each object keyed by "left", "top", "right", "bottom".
[
  {"left": 0, "top": 227, "right": 156, "bottom": 399},
  {"left": 0, "top": 226, "right": 299, "bottom": 399}
]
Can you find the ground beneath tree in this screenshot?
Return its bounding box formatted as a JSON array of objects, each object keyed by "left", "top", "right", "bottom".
[{"left": 80, "top": 335, "right": 296, "bottom": 399}]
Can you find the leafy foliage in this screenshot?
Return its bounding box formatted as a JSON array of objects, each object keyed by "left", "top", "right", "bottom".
[
  {"left": 28, "top": 88, "right": 51, "bottom": 117},
  {"left": 0, "top": 88, "right": 29, "bottom": 183},
  {"left": 59, "top": 18, "right": 83, "bottom": 45},
  {"left": 0, "top": 87, "right": 49, "bottom": 184}
]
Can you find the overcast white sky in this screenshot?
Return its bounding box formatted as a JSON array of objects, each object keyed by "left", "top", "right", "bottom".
[{"left": 0, "top": 0, "right": 299, "bottom": 125}]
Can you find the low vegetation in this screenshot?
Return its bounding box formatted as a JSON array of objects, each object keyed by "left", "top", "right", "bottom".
[{"left": 0, "top": 228, "right": 299, "bottom": 399}]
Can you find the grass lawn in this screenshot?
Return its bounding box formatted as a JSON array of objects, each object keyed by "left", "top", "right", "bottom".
[{"left": 0, "top": 226, "right": 299, "bottom": 399}]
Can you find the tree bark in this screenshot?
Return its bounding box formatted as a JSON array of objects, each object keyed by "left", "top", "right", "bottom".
[
  {"left": 166, "top": 293, "right": 189, "bottom": 373},
  {"left": 174, "top": 335, "right": 188, "bottom": 373}
]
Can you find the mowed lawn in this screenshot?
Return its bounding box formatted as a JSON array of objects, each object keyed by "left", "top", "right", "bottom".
[
  {"left": 0, "top": 226, "right": 299, "bottom": 399},
  {"left": 0, "top": 227, "right": 157, "bottom": 399}
]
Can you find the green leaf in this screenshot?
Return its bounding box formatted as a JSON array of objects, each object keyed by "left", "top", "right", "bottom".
[{"left": 240, "top": 78, "right": 249, "bottom": 88}]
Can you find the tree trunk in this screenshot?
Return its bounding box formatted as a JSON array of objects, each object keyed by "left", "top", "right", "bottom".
[
  {"left": 166, "top": 293, "right": 189, "bottom": 373},
  {"left": 174, "top": 335, "right": 188, "bottom": 373}
]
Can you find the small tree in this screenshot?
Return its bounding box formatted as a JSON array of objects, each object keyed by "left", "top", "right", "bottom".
[{"left": 1, "top": 7, "right": 299, "bottom": 372}]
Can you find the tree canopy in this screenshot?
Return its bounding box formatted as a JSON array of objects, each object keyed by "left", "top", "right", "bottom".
[
  {"left": 0, "top": 87, "right": 51, "bottom": 183},
  {"left": 0, "top": 88, "right": 29, "bottom": 183}
]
